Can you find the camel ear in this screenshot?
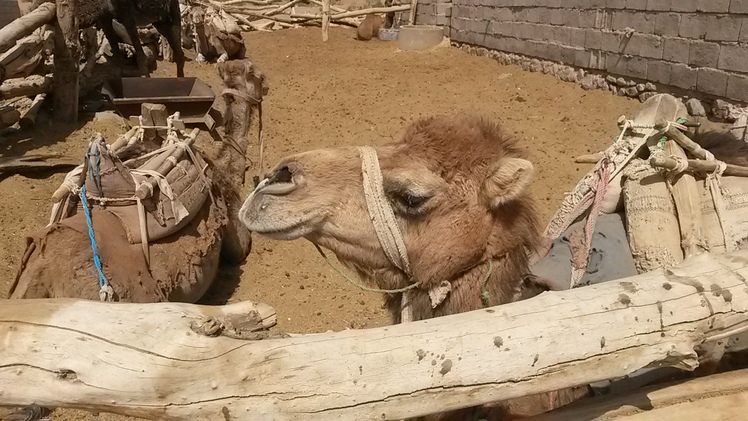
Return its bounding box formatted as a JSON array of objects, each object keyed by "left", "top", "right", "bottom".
[{"left": 483, "top": 157, "right": 534, "bottom": 210}]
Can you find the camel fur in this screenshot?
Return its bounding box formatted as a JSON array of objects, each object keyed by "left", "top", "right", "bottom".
[{"left": 190, "top": 5, "right": 246, "bottom": 64}]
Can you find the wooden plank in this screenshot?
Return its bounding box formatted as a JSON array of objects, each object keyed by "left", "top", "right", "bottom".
[{"left": 0, "top": 2, "right": 55, "bottom": 55}]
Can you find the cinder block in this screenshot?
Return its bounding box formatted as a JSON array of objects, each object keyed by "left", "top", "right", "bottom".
[
  {"left": 741, "top": 18, "right": 748, "bottom": 43},
  {"left": 435, "top": 15, "right": 450, "bottom": 25},
  {"left": 601, "top": 31, "right": 625, "bottom": 52},
  {"left": 689, "top": 41, "right": 721, "bottom": 68},
  {"left": 679, "top": 14, "right": 707, "bottom": 39},
  {"left": 607, "top": 0, "right": 626, "bottom": 8},
  {"left": 564, "top": 10, "right": 580, "bottom": 27},
  {"left": 606, "top": 53, "right": 627, "bottom": 75},
  {"left": 575, "top": 49, "right": 591, "bottom": 67},
  {"left": 496, "top": 7, "right": 513, "bottom": 20},
  {"left": 452, "top": 6, "right": 468, "bottom": 18},
  {"left": 546, "top": 43, "right": 562, "bottom": 61},
  {"left": 625, "top": 0, "right": 648, "bottom": 9},
  {"left": 550, "top": 9, "right": 565, "bottom": 25},
  {"left": 559, "top": 46, "right": 578, "bottom": 65},
  {"left": 663, "top": 36, "right": 690, "bottom": 62},
  {"left": 452, "top": 29, "right": 469, "bottom": 43},
  {"left": 570, "top": 28, "right": 586, "bottom": 47},
  {"left": 624, "top": 56, "right": 648, "bottom": 78},
  {"left": 718, "top": 44, "right": 748, "bottom": 73},
  {"left": 614, "top": 11, "right": 655, "bottom": 33},
  {"left": 585, "top": 29, "right": 603, "bottom": 49},
  {"left": 671, "top": 0, "right": 697, "bottom": 11},
  {"left": 731, "top": 0, "right": 748, "bottom": 13},
  {"left": 647, "top": 60, "right": 672, "bottom": 84},
  {"left": 559, "top": 0, "right": 577, "bottom": 8},
  {"left": 514, "top": 8, "right": 529, "bottom": 22},
  {"left": 696, "top": 68, "right": 729, "bottom": 96},
  {"left": 579, "top": 10, "right": 597, "bottom": 28},
  {"left": 435, "top": 3, "right": 452, "bottom": 15},
  {"left": 623, "top": 33, "right": 663, "bottom": 59},
  {"left": 554, "top": 25, "right": 572, "bottom": 44},
  {"left": 697, "top": 0, "right": 729, "bottom": 12},
  {"left": 705, "top": 15, "right": 742, "bottom": 42},
  {"left": 646, "top": 0, "right": 671, "bottom": 11},
  {"left": 670, "top": 63, "right": 698, "bottom": 90},
  {"left": 538, "top": 7, "right": 553, "bottom": 23},
  {"left": 654, "top": 13, "right": 680, "bottom": 37},
  {"left": 727, "top": 74, "right": 748, "bottom": 103}
]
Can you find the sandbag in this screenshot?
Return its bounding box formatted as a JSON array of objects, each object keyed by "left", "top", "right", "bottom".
[
  {"left": 696, "top": 175, "right": 748, "bottom": 254},
  {"left": 622, "top": 159, "right": 684, "bottom": 273}
]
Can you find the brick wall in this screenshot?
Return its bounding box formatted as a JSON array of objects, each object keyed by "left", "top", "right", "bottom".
[{"left": 422, "top": 0, "right": 748, "bottom": 105}]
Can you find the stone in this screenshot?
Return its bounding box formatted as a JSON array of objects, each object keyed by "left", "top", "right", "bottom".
[
  {"left": 644, "top": 82, "right": 657, "bottom": 91},
  {"left": 625, "top": 87, "right": 640, "bottom": 96},
  {"left": 606, "top": 75, "right": 618, "bottom": 84},
  {"left": 639, "top": 92, "right": 657, "bottom": 102},
  {"left": 686, "top": 98, "right": 706, "bottom": 116},
  {"left": 636, "top": 83, "right": 646, "bottom": 92},
  {"left": 616, "top": 77, "right": 627, "bottom": 85},
  {"left": 617, "top": 88, "right": 627, "bottom": 96},
  {"left": 611, "top": 86, "right": 618, "bottom": 94},
  {"left": 580, "top": 74, "right": 597, "bottom": 90},
  {"left": 712, "top": 99, "right": 737, "bottom": 122}
]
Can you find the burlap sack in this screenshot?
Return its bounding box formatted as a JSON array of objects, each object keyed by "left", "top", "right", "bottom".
[
  {"left": 696, "top": 175, "right": 748, "bottom": 254},
  {"left": 623, "top": 159, "right": 684, "bottom": 273}
]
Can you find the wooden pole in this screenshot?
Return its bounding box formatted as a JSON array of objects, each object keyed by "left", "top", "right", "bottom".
[
  {"left": 321, "top": 0, "right": 330, "bottom": 41},
  {"left": 51, "top": 0, "right": 79, "bottom": 123},
  {"left": 0, "top": 2, "right": 56, "bottom": 55},
  {"left": 650, "top": 155, "right": 748, "bottom": 177},
  {"left": 664, "top": 140, "right": 703, "bottom": 258},
  {"left": 19, "top": 92, "right": 46, "bottom": 129},
  {"left": 409, "top": 0, "right": 418, "bottom": 24},
  {"left": 3, "top": 250, "right": 748, "bottom": 420}
]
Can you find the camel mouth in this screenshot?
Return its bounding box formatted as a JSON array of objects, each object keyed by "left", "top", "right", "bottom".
[{"left": 238, "top": 166, "right": 320, "bottom": 240}]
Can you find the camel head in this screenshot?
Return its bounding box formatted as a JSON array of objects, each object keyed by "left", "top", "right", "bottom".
[
  {"left": 239, "top": 115, "right": 543, "bottom": 320},
  {"left": 217, "top": 59, "right": 269, "bottom": 104}
]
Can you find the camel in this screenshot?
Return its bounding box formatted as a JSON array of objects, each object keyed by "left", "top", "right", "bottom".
[
  {"left": 8, "top": 60, "right": 267, "bottom": 301},
  {"left": 356, "top": 14, "right": 383, "bottom": 41},
  {"left": 238, "top": 115, "right": 591, "bottom": 419},
  {"left": 190, "top": 5, "right": 246, "bottom": 64}
]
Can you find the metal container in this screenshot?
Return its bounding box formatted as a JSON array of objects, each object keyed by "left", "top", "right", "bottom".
[{"left": 101, "top": 77, "right": 216, "bottom": 124}]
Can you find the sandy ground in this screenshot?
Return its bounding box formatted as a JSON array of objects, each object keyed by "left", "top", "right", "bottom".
[{"left": 0, "top": 25, "right": 708, "bottom": 420}]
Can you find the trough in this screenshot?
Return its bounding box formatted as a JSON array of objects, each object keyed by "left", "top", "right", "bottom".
[{"left": 101, "top": 77, "right": 216, "bottom": 125}]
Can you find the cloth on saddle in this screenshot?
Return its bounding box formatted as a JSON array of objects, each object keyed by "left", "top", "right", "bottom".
[
  {"left": 78, "top": 136, "right": 209, "bottom": 245},
  {"left": 207, "top": 8, "right": 242, "bottom": 35},
  {"left": 531, "top": 213, "right": 638, "bottom": 291}
]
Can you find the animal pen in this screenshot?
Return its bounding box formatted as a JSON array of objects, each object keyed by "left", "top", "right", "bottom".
[{"left": 3, "top": 1, "right": 748, "bottom": 421}]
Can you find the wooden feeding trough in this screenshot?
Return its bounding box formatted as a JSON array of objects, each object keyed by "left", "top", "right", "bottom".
[{"left": 101, "top": 77, "right": 217, "bottom": 129}]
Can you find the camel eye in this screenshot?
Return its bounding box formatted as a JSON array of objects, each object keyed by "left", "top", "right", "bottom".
[{"left": 390, "top": 191, "right": 430, "bottom": 216}]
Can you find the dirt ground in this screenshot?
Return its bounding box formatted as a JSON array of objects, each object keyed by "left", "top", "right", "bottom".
[{"left": 0, "top": 25, "right": 715, "bottom": 420}]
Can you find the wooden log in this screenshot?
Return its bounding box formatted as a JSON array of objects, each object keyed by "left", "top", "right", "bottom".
[
  {"left": 3, "top": 250, "right": 748, "bottom": 420},
  {"left": 654, "top": 118, "right": 713, "bottom": 161},
  {"left": 409, "top": 0, "right": 418, "bottom": 24},
  {"left": 664, "top": 140, "right": 703, "bottom": 258},
  {"left": 51, "top": 0, "right": 79, "bottom": 123},
  {"left": 0, "top": 103, "right": 21, "bottom": 128},
  {"left": 0, "top": 28, "right": 50, "bottom": 82},
  {"left": 650, "top": 155, "right": 748, "bottom": 178},
  {"left": 0, "top": 73, "right": 52, "bottom": 99},
  {"left": 18, "top": 92, "right": 45, "bottom": 128},
  {"left": 526, "top": 368, "right": 748, "bottom": 421},
  {"left": 0, "top": 2, "right": 56, "bottom": 55},
  {"left": 321, "top": 0, "right": 330, "bottom": 41}
]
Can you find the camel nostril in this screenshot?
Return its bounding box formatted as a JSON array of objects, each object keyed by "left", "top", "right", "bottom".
[{"left": 268, "top": 165, "right": 293, "bottom": 184}]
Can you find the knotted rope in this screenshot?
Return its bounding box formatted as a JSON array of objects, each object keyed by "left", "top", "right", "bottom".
[{"left": 79, "top": 184, "right": 115, "bottom": 302}]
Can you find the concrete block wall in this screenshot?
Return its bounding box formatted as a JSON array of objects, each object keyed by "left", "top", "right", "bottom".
[{"left": 421, "top": 0, "right": 748, "bottom": 106}]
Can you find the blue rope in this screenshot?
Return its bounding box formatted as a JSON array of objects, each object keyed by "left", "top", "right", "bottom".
[{"left": 79, "top": 184, "right": 111, "bottom": 290}]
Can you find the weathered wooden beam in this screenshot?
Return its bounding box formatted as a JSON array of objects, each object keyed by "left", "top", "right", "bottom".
[
  {"left": 526, "top": 368, "right": 748, "bottom": 420},
  {"left": 1, "top": 250, "right": 748, "bottom": 420},
  {"left": 0, "top": 2, "right": 56, "bottom": 55},
  {"left": 0, "top": 73, "right": 52, "bottom": 99}
]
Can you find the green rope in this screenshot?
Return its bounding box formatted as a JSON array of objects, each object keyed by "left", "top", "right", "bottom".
[
  {"left": 314, "top": 244, "right": 421, "bottom": 294},
  {"left": 480, "top": 259, "right": 494, "bottom": 307},
  {"left": 315, "top": 244, "right": 496, "bottom": 304},
  {"left": 655, "top": 117, "right": 690, "bottom": 151}
]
